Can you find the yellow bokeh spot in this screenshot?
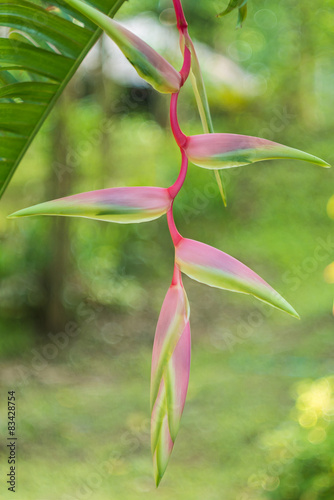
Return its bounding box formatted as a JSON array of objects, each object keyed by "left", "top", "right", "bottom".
[
  {"left": 327, "top": 195, "right": 334, "bottom": 219},
  {"left": 297, "top": 379, "right": 331, "bottom": 415},
  {"left": 308, "top": 427, "right": 327, "bottom": 444},
  {"left": 299, "top": 410, "right": 318, "bottom": 428},
  {"left": 324, "top": 262, "right": 334, "bottom": 283}
]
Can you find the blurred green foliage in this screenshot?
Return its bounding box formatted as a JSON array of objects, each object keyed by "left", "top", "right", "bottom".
[{"left": 0, "top": 0, "right": 333, "bottom": 497}]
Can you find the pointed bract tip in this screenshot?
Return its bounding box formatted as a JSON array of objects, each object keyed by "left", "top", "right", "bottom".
[
  {"left": 304, "top": 153, "right": 331, "bottom": 168},
  {"left": 7, "top": 207, "right": 34, "bottom": 219},
  {"left": 319, "top": 160, "right": 331, "bottom": 168},
  {"left": 155, "top": 471, "right": 163, "bottom": 488},
  {"left": 278, "top": 299, "right": 300, "bottom": 319},
  {"left": 8, "top": 208, "right": 36, "bottom": 218}
]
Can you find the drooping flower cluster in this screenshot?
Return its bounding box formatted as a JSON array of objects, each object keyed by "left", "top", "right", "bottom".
[{"left": 10, "top": 0, "right": 330, "bottom": 486}]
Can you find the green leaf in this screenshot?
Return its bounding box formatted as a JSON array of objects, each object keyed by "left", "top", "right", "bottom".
[
  {"left": 218, "top": 0, "right": 248, "bottom": 28},
  {"left": 0, "top": 0, "right": 127, "bottom": 200},
  {"left": 0, "top": 39, "right": 73, "bottom": 81},
  {"left": 0, "top": 1, "right": 90, "bottom": 57},
  {"left": 0, "top": 82, "right": 58, "bottom": 102},
  {"left": 237, "top": 4, "right": 247, "bottom": 28},
  {"left": 0, "top": 102, "right": 46, "bottom": 136}
]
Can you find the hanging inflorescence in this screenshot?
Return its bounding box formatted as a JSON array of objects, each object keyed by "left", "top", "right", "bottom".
[{"left": 9, "top": 0, "right": 330, "bottom": 486}]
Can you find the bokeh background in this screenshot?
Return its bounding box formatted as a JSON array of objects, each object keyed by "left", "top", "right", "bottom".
[{"left": 1, "top": 0, "right": 334, "bottom": 498}]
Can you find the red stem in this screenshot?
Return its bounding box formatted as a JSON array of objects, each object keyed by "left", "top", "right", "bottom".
[
  {"left": 171, "top": 263, "right": 182, "bottom": 286},
  {"left": 179, "top": 45, "right": 191, "bottom": 85},
  {"left": 167, "top": 204, "right": 182, "bottom": 247},
  {"left": 168, "top": 149, "right": 188, "bottom": 199},
  {"left": 166, "top": 0, "right": 191, "bottom": 255},
  {"left": 173, "top": 0, "right": 191, "bottom": 85},
  {"left": 172, "top": 0, "right": 188, "bottom": 30},
  {"left": 170, "top": 93, "right": 187, "bottom": 148}
]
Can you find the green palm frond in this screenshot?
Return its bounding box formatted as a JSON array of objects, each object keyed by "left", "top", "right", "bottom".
[{"left": 0, "top": 0, "right": 126, "bottom": 199}]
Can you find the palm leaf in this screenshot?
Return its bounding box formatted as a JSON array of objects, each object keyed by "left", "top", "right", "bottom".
[{"left": 0, "top": 0, "right": 126, "bottom": 199}]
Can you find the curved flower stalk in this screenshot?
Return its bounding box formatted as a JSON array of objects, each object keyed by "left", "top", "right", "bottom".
[
  {"left": 64, "top": 0, "right": 181, "bottom": 93},
  {"left": 151, "top": 266, "right": 190, "bottom": 486},
  {"left": 9, "top": 187, "right": 173, "bottom": 223}
]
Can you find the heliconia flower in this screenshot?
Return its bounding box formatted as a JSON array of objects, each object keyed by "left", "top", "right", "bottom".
[
  {"left": 8, "top": 187, "right": 173, "bottom": 224},
  {"left": 64, "top": 0, "right": 181, "bottom": 94},
  {"left": 175, "top": 237, "right": 299, "bottom": 318},
  {"left": 183, "top": 133, "right": 331, "bottom": 170},
  {"left": 151, "top": 268, "right": 190, "bottom": 486}
]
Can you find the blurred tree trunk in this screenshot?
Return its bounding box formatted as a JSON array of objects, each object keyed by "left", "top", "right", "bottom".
[
  {"left": 41, "top": 85, "right": 74, "bottom": 335},
  {"left": 37, "top": 38, "right": 116, "bottom": 336},
  {"left": 96, "top": 36, "right": 112, "bottom": 184},
  {"left": 38, "top": 39, "right": 110, "bottom": 336}
]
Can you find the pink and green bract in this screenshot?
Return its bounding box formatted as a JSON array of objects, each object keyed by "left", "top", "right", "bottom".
[
  {"left": 150, "top": 266, "right": 190, "bottom": 485},
  {"left": 9, "top": 187, "right": 173, "bottom": 223},
  {"left": 175, "top": 237, "right": 299, "bottom": 318},
  {"left": 183, "top": 133, "right": 330, "bottom": 170},
  {"left": 9, "top": 0, "right": 331, "bottom": 487}
]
